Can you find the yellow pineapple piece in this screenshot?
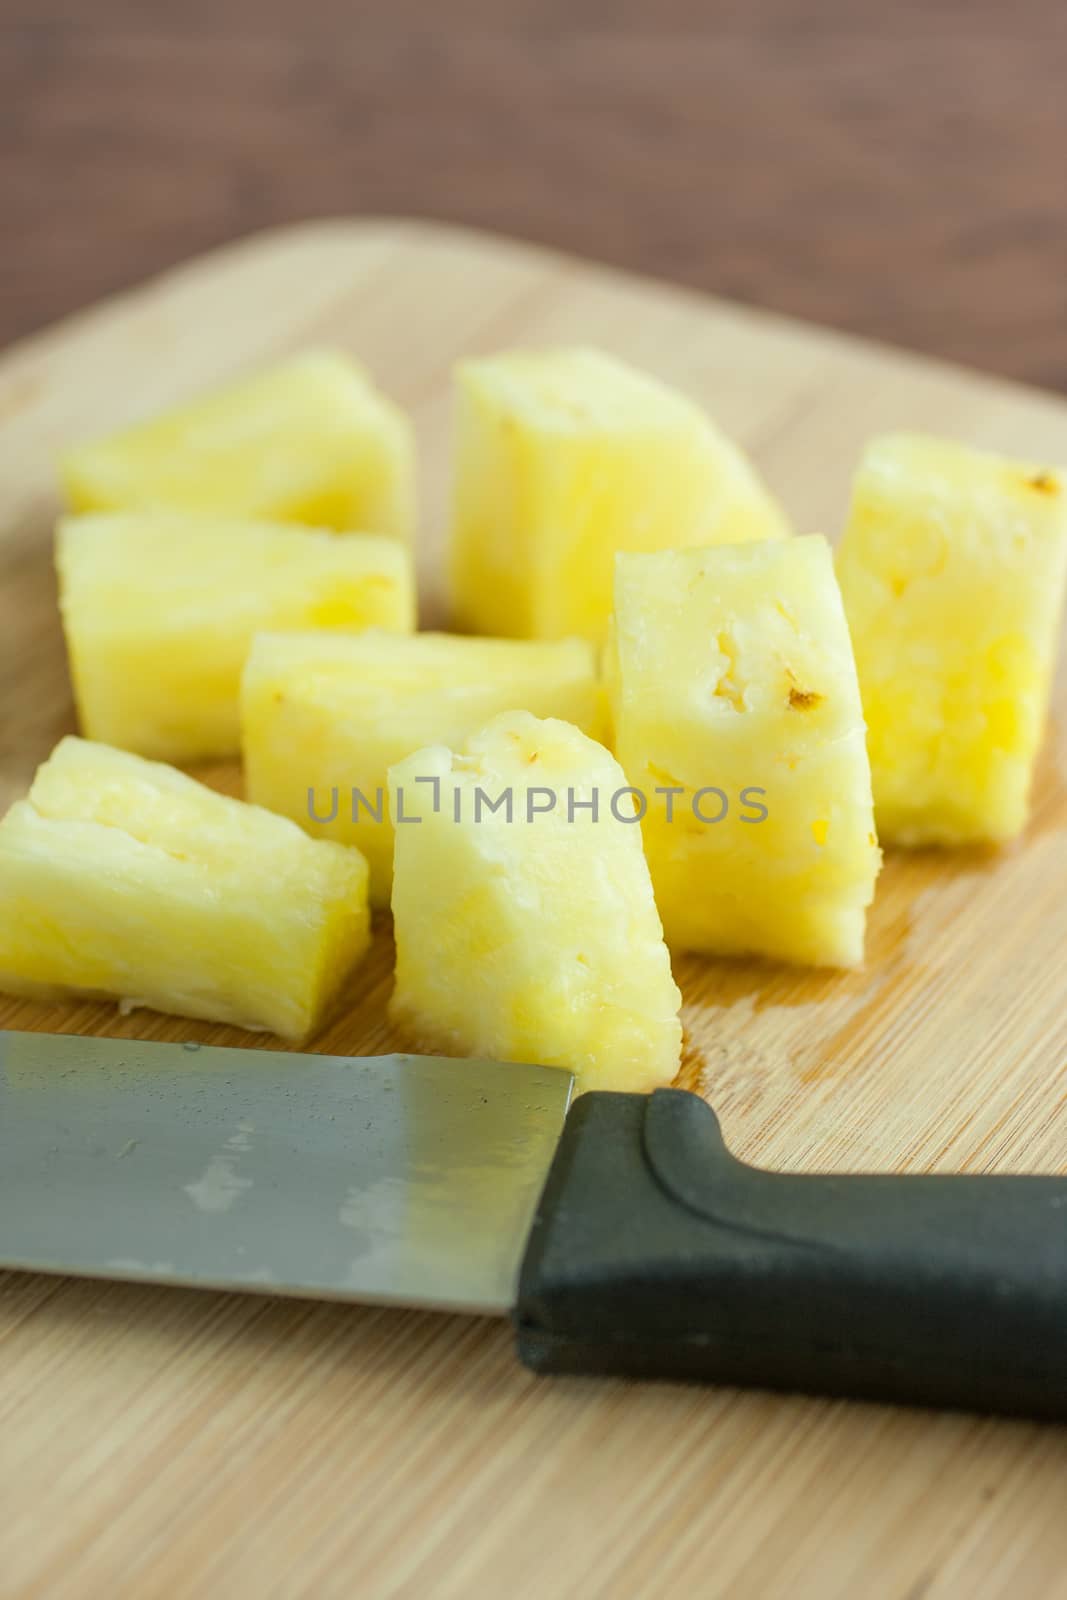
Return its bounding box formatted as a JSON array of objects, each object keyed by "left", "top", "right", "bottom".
[
  {"left": 0, "top": 738, "right": 369, "bottom": 1039},
  {"left": 608, "top": 536, "right": 880, "bottom": 967},
  {"left": 837, "top": 435, "right": 1067, "bottom": 844},
  {"left": 57, "top": 512, "right": 415, "bottom": 763},
  {"left": 61, "top": 350, "right": 415, "bottom": 540},
  {"left": 389, "top": 711, "right": 681, "bottom": 1093},
  {"left": 449, "top": 346, "right": 789, "bottom": 642},
  {"left": 242, "top": 630, "right": 603, "bottom": 905}
]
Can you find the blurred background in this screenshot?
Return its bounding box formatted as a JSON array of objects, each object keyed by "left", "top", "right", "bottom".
[{"left": 3, "top": 0, "right": 1067, "bottom": 388}]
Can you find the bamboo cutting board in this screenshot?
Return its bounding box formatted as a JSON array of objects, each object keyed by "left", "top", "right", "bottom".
[{"left": 2, "top": 220, "right": 1067, "bottom": 1600}]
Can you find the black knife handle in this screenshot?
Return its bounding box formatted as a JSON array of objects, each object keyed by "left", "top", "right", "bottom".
[{"left": 514, "top": 1090, "right": 1067, "bottom": 1418}]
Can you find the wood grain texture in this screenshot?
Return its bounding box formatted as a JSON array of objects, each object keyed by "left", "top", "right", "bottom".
[
  {"left": 3, "top": 0, "right": 1067, "bottom": 388},
  {"left": 2, "top": 220, "right": 1067, "bottom": 1598}
]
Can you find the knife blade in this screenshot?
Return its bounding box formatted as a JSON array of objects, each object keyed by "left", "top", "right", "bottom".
[
  {"left": 3, "top": 1029, "right": 1067, "bottom": 1421},
  {"left": 0, "top": 1030, "right": 572, "bottom": 1314}
]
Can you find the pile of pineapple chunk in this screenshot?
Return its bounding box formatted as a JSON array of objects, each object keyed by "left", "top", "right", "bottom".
[{"left": 2, "top": 346, "right": 1065, "bottom": 1094}]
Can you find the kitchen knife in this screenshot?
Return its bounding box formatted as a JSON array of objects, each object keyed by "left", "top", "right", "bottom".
[{"left": 2, "top": 1029, "right": 1066, "bottom": 1420}]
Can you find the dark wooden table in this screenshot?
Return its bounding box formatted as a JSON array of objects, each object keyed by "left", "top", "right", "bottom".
[{"left": 3, "top": 0, "right": 1067, "bottom": 389}]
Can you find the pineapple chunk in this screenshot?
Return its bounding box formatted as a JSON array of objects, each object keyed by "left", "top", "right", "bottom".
[
  {"left": 449, "top": 346, "right": 789, "bottom": 642},
  {"left": 608, "top": 536, "right": 881, "bottom": 967},
  {"left": 242, "top": 630, "right": 604, "bottom": 906},
  {"left": 61, "top": 350, "right": 415, "bottom": 540},
  {"left": 0, "top": 738, "right": 370, "bottom": 1039},
  {"left": 388, "top": 711, "right": 682, "bottom": 1093},
  {"left": 837, "top": 435, "right": 1067, "bottom": 844},
  {"left": 57, "top": 512, "right": 415, "bottom": 763}
]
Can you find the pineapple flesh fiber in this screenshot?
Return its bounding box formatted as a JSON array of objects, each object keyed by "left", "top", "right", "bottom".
[
  {"left": 608, "top": 536, "right": 881, "bottom": 968},
  {"left": 61, "top": 351, "right": 415, "bottom": 541},
  {"left": 449, "top": 347, "right": 789, "bottom": 643},
  {"left": 57, "top": 513, "right": 415, "bottom": 764},
  {"left": 242, "top": 630, "right": 605, "bottom": 906},
  {"left": 388, "top": 710, "right": 682, "bottom": 1094},
  {"left": 0, "top": 738, "right": 371, "bottom": 1040},
  {"left": 837, "top": 435, "right": 1067, "bottom": 845}
]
